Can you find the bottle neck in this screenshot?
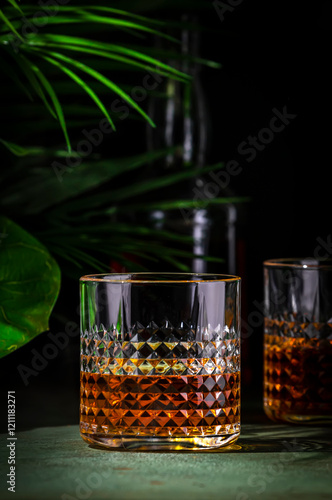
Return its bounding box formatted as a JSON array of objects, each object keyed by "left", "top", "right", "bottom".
[{"left": 146, "top": 24, "right": 211, "bottom": 174}]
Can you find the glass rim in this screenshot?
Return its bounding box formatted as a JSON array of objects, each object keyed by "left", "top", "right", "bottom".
[
  {"left": 80, "top": 272, "right": 241, "bottom": 283},
  {"left": 264, "top": 258, "right": 332, "bottom": 270}
]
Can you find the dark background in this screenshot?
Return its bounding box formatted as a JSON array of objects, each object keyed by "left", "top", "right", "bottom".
[{"left": 1, "top": 1, "right": 331, "bottom": 431}]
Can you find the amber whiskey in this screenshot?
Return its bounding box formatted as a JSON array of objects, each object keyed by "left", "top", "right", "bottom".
[
  {"left": 80, "top": 329, "right": 241, "bottom": 449},
  {"left": 81, "top": 371, "right": 240, "bottom": 439},
  {"left": 264, "top": 318, "right": 332, "bottom": 423}
]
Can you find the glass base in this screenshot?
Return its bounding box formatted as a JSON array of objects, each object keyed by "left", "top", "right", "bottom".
[
  {"left": 264, "top": 405, "right": 332, "bottom": 425},
  {"left": 80, "top": 431, "right": 240, "bottom": 451}
]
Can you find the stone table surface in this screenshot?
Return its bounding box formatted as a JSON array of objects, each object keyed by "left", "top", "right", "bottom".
[{"left": 1, "top": 424, "right": 332, "bottom": 500}]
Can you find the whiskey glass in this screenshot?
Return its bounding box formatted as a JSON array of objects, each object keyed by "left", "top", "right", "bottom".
[
  {"left": 264, "top": 259, "right": 332, "bottom": 424},
  {"left": 80, "top": 273, "right": 241, "bottom": 450}
]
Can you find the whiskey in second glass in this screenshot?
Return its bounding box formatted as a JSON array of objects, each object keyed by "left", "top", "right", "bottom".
[{"left": 264, "top": 259, "right": 332, "bottom": 424}]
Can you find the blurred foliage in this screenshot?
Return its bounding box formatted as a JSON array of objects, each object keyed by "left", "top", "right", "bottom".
[{"left": 0, "top": 1, "right": 244, "bottom": 355}]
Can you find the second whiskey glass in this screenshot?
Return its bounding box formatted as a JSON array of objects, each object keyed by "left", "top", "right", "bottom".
[{"left": 264, "top": 259, "right": 332, "bottom": 424}]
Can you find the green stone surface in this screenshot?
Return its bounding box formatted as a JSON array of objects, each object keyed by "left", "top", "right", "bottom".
[{"left": 1, "top": 424, "right": 332, "bottom": 500}]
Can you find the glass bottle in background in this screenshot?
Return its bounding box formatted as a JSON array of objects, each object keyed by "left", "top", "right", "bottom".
[
  {"left": 113, "top": 20, "right": 250, "bottom": 395},
  {"left": 143, "top": 24, "right": 245, "bottom": 275}
]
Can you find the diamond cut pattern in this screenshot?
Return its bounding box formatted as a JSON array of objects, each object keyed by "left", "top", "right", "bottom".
[
  {"left": 265, "top": 316, "right": 332, "bottom": 340},
  {"left": 81, "top": 372, "right": 240, "bottom": 437},
  {"left": 81, "top": 327, "right": 240, "bottom": 376},
  {"left": 264, "top": 319, "right": 332, "bottom": 416},
  {"left": 80, "top": 321, "right": 240, "bottom": 438}
]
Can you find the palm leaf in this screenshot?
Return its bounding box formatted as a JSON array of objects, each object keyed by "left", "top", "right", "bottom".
[
  {"left": 31, "top": 42, "right": 188, "bottom": 82},
  {"left": 103, "top": 163, "right": 226, "bottom": 203},
  {"left": 12, "top": 54, "right": 57, "bottom": 119},
  {"left": 41, "top": 55, "right": 116, "bottom": 131},
  {"left": 51, "top": 163, "right": 224, "bottom": 215},
  {"left": 16, "top": 5, "right": 166, "bottom": 26},
  {"left": 73, "top": 6, "right": 166, "bottom": 26},
  {"left": 1, "top": 10, "right": 179, "bottom": 43},
  {"left": 0, "top": 8, "right": 23, "bottom": 41},
  {"left": 50, "top": 242, "right": 108, "bottom": 271},
  {"left": 162, "top": 255, "right": 191, "bottom": 272},
  {"left": 37, "top": 222, "right": 194, "bottom": 245},
  {"left": 31, "top": 63, "right": 71, "bottom": 152},
  {"left": 49, "top": 9, "right": 179, "bottom": 43},
  {"left": 29, "top": 34, "right": 190, "bottom": 81},
  {"left": 32, "top": 48, "right": 155, "bottom": 127},
  {"left": 122, "top": 196, "right": 251, "bottom": 212},
  {"left": 0, "top": 149, "right": 178, "bottom": 215},
  {"left": 5, "top": 1, "right": 23, "bottom": 16},
  {"left": 0, "top": 55, "right": 33, "bottom": 100},
  {"left": 107, "top": 0, "right": 209, "bottom": 11},
  {"left": 0, "top": 139, "right": 44, "bottom": 157},
  {"left": 136, "top": 45, "right": 222, "bottom": 69},
  {"left": 1, "top": 4, "right": 193, "bottom": 145}
]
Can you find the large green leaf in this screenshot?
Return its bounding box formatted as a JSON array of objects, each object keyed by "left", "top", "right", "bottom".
[{"left": 0, "top": 216, "right": 61, "bottom": 358}]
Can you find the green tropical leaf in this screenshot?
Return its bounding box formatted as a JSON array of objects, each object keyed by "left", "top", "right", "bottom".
[
  {"left": 32, "top": 42, "right": 187, "bottom": 82},
  {"left": 0, "top": 1, "right": 232, "bottom": 284},
  {"left": 0, "top": 55, "right": 33, "bottom": 101},
  {"left": 0, "top": 139, "right": 44, "bottom": 157},
  {"left": 6, "top": 0, "right": 23, "bottom": 15},
  {"left": 50, "top": 241, "right": 109, "bottom": 272},
  {"left": 0, "top": 149, "right": 177, "bottom": 215},
  {"left": 131, "top": 45, "right": 221, "bottom": 69},
  {"left": 74, "top": 6, "right": 166, "bottom": 25},
  {"left": 97, "top": 163, "right": 226, "bottom": 205},
  {"left": 36, "top": 9, "right": 179, "bottom": 43},
  {"left": 49, "top": 162, "right": 225, "bottom": 215},
  {"left": 162, "top": 255, "right": 191, "bottom": 272},
  {"left": 11, "top": 54, "right": 57, "bottom": 119},
  {"left": 32, "top": 49, "right": 155, "bottom": 127},
  {"left": 0, "top": 8, "right": 23, "bottom": 41},
  {"left": 2, "top": 9, "right": 179, "bottom": 43},
  {"left": 122, "top": 196, "right": 252, "bottom": 212},
  {"left": 0, "top": 216, "right": 61, "bottom": 358},
  {"left": 41, "top": 55, "right": 116, "bottom": 131},
  {"left": 17, "top": 5, "right": 166, "bottom": 26},
  {"left": 31, "top": 63, "right": 71, "bottom": 152},
  {"left": 29, "top": 34, "right": 190, "bottom": 81}
]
